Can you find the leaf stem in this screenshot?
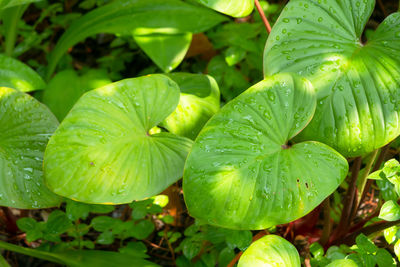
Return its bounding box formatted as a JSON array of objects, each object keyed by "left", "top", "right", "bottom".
[
  {"left": 350, "top": 149, "right": 379, "bottom": 221},
  {"left": 254, "top": 0, "right": 271, "bottom": 33},
  {"left": 2, "top": 5, "right": 27, "bottom": 57},
  {"left": 320, "top": 197, "right": 332, "bottom": 245},
  {"left": 333, "top": 157, "right": 362, "bottom": 240},
  {"left": 358, "top": 144, "right": 390, "bottom": 209}
]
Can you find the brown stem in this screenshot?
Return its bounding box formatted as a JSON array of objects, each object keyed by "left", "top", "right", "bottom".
[
  {"left": 227, "top": 230, "right": 267, "bottom": 267},
  {"left": 320, "top": 198, "right": 332, "bottom": 246},
  {"left": 350, "top": 150, "right": 378, "bottom": 222},
  {"left": 332, "top": 157, "right": 362, "bottom": 240},
  {"left": 341, "top": 220, "right": 400, "bottom": 245},
  {"left": 254, "top": 0, "right": 272, "bottom": 33},
  {"left": 358, "top": 144, "right": 390, "bottom": 209},
  {"left": 377, "top": 0, "right": 388, "bottom": 17}
]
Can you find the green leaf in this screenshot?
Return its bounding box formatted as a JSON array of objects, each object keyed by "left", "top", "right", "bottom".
[
  {"left": 42, "top": 69, "right": 111, "bottom": 121},
  {"left": 326, "top": 259, "right": 358, "bottom": 267},
  {"left": 45, "top": 210, "right": 72, "bottom": 236},
  {"left": 0, "top": 0, "right": 41, "bottom": 9},
  {"left": 0, "top": 54, "right": 45, "bottom": 92},
  {"left": 238, "top": 235, "right": 300, "bottom": 267},
  {"left": 218, "top": 247, "right": 235, "bottom": 267},
  {"left": 309, "top": 243, "right": 324, "bottom": 258},
  {"left": 395, "top": 239, "right": 400, "bottom": 260},
  {"left": 91, "top": 216, "right": 116, "bottom": 232},
  {"left": 264, "top": 0, "right": 400, "bottom": 157},
  {"left": 97, "top": 230, "right": 114, "bottom": 245},
  {"left": 16, "top": 217, "right": 37, "bottom": 231},
  {"left": 0, "top": 240, "right": 159, "bottom": 267},
  {"left": 183, "top": 73, "right": 348, "bottom": 229},
  {"left": 133, "top": 30, "right": 192, "bottom": 73},
  {"left": 46, "top": 0, "right": 226, "bottom": 78},
  {"left": 384, "top": 226, "right": 398, "bottom": 244},
  {"left": 379, "top": 200, "right": 400, "bottom": 221},
  {"left": 355, "top": 234, "right": 377, "bottom": 254},
  {"left": 130, "top": 220, "right": 155, "bottom": 240},
  {"left": 162, "top": 73, "right": 220, "bottom": 139},
  {"left": 44, "top": 74, "right": 193, "bottom": 204},
  {"left": 0, "top": 87, "right": 61, "bottom": 209},
  {"left": 225, "top": 230, "right": 252, "bottom": 251},
  {"left": 0, "top": 253, "right": 10, "bottom": 267},
  {"left": 225, "top": 46, "right": 247, "bottom": 66},
  {"left": 182, "top": 237, "right": 203, "bottom": 260},
  {"left": 195, "top": 0, "right": 254, "bottom": 18},
  {"left": 376, "top": 248, "right": 397, "bottom": 267}
]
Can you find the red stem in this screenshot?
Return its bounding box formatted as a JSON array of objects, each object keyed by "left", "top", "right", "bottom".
[{"left": 254, "top": 0, "right": 272, "bottom": 33}]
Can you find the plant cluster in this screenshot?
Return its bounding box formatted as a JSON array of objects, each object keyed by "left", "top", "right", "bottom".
[{"left": 0, "top": 0, "right": 399, "bottom": 266}]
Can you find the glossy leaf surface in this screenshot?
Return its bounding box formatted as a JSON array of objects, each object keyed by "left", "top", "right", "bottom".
[
  {"left": 0, "top": 87, "right": 61, "bottom": 208},
  {"left": 162, "top": 73, "right": 220, "bottom": 139},
  {"left": 238, "top": 235, "right": 300, "bottom": 267},
  {"left": 264, "top": 0, "right": 400, "bottom": 157},
  {"left": 183, "top": 73, "right": 348, "bottom": 229},
  {"left": 47, "top": 0, "right": 226, "bottom": 77},
  {"left": 326, "top": 259, "right": 358, "bottom": 267},
  {"left": 133, "top": 31, "right": 192, "bottom": 73},
  {"left": 44, "top": 75, "right": 193, "bottom": 204},
  {"left": 42, "top": 69, "right": 111, "bottom": 121},
  {"left": 196, "top": 0, "right": 254, "bottom": 18},
  {"left": 0, "top": 54, "right": 45, "bottom": 92}
]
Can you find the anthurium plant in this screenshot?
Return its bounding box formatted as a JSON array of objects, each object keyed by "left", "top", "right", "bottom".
[{"left": 0, "top": 0, "right": 399, "bottom": 266}]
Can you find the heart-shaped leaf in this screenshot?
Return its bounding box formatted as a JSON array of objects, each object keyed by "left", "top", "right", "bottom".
[
  {"left": 46, "top": 0, "right": 227, "bottom": 78},
  {"left": 0, "top": 87, "right": 61, "bottom": 208},
  {"left": 183, "top": 73, "right": 348, "bottom": 229},
  {"left": 264, "top": 0, "right": 400, "bottom": 157},
  {"left": 0, "top": 54, "right": 45, "bottom": 92},
  {"left": 196, "top": 0, "right": 254, "bottom": 18},
  {"left": 162, "top": 73, "right": 220, "bottom": 139},
  {"left": 44, "top": 74, "right": 193, "bottom": 204},
  {"left": 42, "top": 69, "right": 111, "bottom": 121},
  {"left": 133, "top": 29, "right": 192, "bottom": 73},
  {"left": 238, "top": 235, "right": 300, "bottom": 267}
]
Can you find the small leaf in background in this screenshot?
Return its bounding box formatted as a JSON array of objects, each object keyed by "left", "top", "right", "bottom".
[
  {"left": 130, "top": 220, "right": 155, "bottom": 240},
  {"left": 224, "top": 46, "right": 246, "bottom": 66},
  {"left": 225, "top": 230, "right": 252, "bottom": 251},
  {"left": 42, "top": 69, "right": 111, "bottom": 121},
  {"left": 379, "top": 201, "right": 400, "bottom": 221},
  {"left": 384, "top": 226, "right": 398, "bottom": 244},
  {"left": 309, "top": 243, "right": 324, "bottom": 258},
  {"left": 16, "top": 217, "right": 44, "bottom": 242},
  {"left": 238, "top": 235, "right": 300, "bottom": 267},
  {"left": 91, "top": 216, "right": 116, "bottom": 232},
  {"left": 134, "top": 30, "right": 192, "bottom": 73},
  {"left": 97, "top": 230, "right": 114, "bottom": 245},
  {"left": 325, "top": 246, "right": 346, "bottom": 261},
  {"left": 376, "top": 248, "right": 396, "bottom": 267},
  {"left": 218, "top": 247, "right": 235, "bottom": 267},
  {"left": 44, "top": 210, "right": 73, "bottom": 241},
  {"left": 162, "top": 73, "right": 220, "bottom": 139},
  {"left": 355, "top": 234, "right": 378, "bottom": 254},
  {"left": 119, "top": 241, "right": 148, "bottom": 258}
]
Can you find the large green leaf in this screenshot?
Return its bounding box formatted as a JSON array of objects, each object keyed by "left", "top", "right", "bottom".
[
  {"left": 0, "top": 87, "right": 61, "bottom": 208},
  {"left": 0, "top": 240, "right": 159, "bottom": 267},
  {"left": 196, "top": 0, "right": 254, "bottom": 18},
  {"left": 264, "top": 0, "right": 400, "bottom": 157},
  {"left": 183, "top": 73, "right": 348, "bottom": 229},
  {"left": 42, "top": 69, "right": 111, "bottom": 121},
  {"left": 133, "top": 29, "right": 192, "bottom": 73},
  {"left": 0, "top": 0, "right": 40, "bottom": 9},
  {"left": 238, "top": 235, "right": 300, "bottom": 267},
  {"left": 162, "top": 73, "right": 220, "bottom": 139},
  {"left": 0, "top": 54, "right": 45, "bottom": 92},
  {"left": 44, "top": 74, "right": 193, "bottom": 204},
  {"left": 46, "top": 0, "right": 227, "bottom": 78}
]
